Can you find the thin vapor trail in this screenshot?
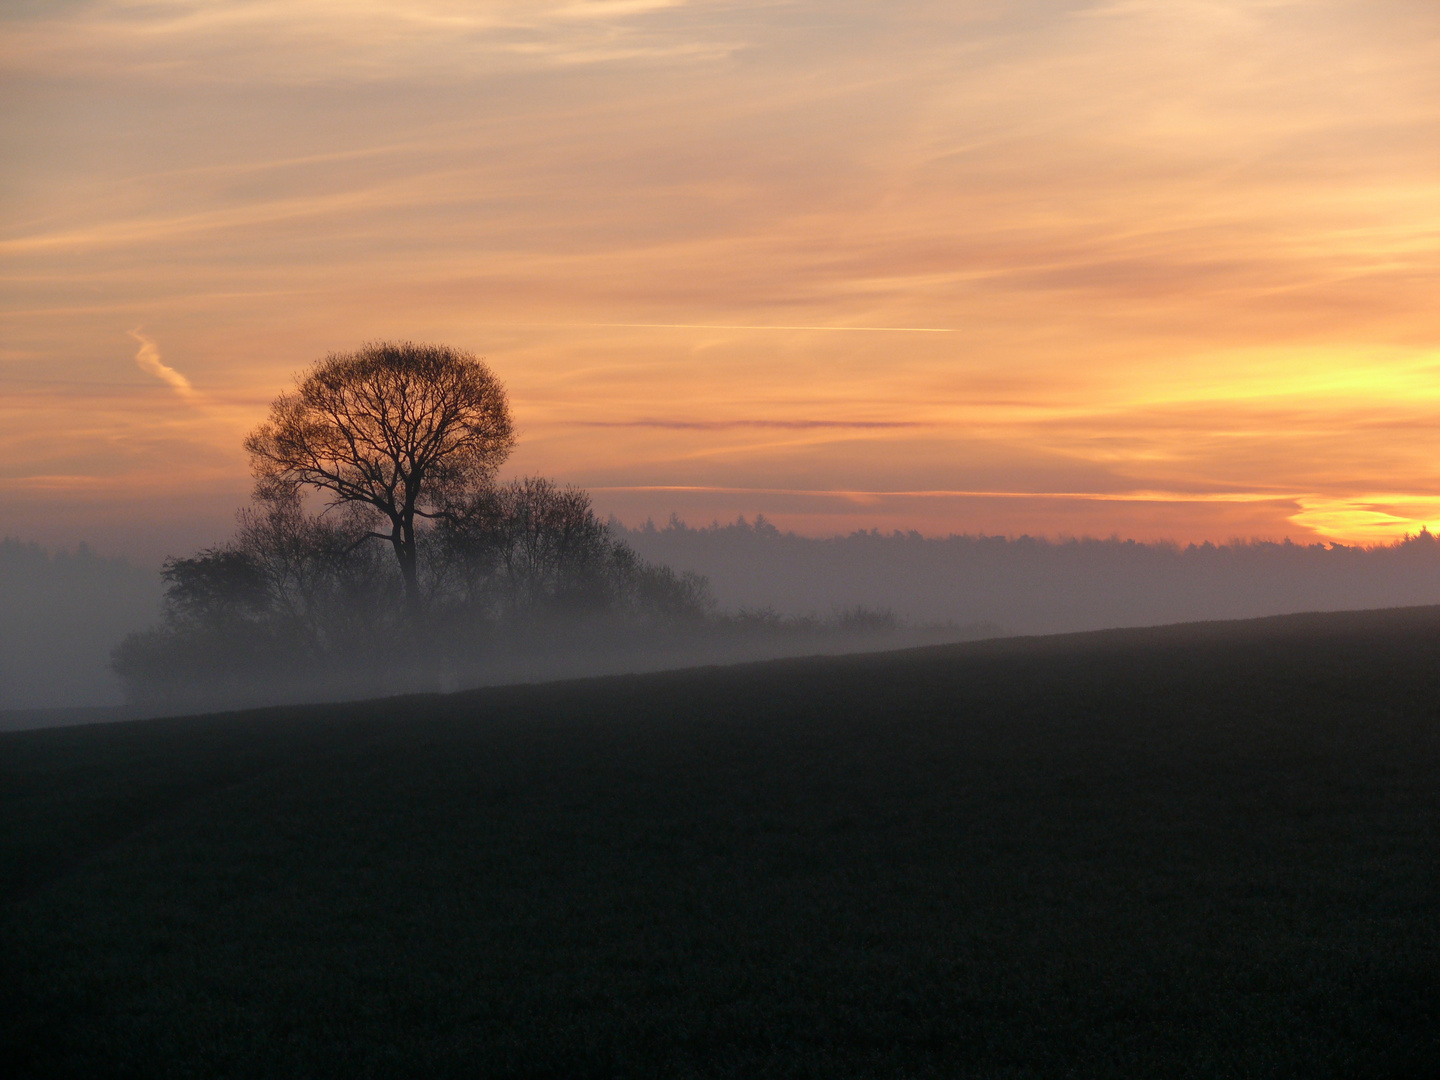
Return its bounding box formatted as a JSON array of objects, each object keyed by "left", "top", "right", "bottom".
[{"left": 128, "top": 329, "right": 199, "bottom": 403}]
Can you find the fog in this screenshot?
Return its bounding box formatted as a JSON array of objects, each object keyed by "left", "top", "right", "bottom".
[
  {"left": 616, "top": 516, "right": 1440, "bottom": 634},
  {"left": 0, "top": 539, "right": 160, "bottom": 714},
  {"left": 9, "top": 515, "right": 1440, "bottom": 727}
]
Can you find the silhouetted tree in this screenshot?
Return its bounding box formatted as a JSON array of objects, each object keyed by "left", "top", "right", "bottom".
[
  {"left": 160, "top": 548, "right": 270, "bottom": 629},
  {"left": 114, "top": 344, "right": 736, "bottom": 706},
  {"left": 434, "top": 477, "right": 714, "bottom": 622},
  {"left": 233, "top": 491, "right": 400, "bottom": 653},
  {"left": 438, "top": 477, "right": 610, "bottom": 613},
  {"left": 244, "top": 341, "right": 514, "bottom": 611}
]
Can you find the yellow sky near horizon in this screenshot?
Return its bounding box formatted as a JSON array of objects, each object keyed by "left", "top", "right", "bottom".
[{"left": 3, "top": 0, "right": 1439, "bottom": 559}]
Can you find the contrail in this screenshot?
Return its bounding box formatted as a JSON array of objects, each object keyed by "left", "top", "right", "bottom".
[{"left": 128, "top": 329, "right": 199, "bottom": 403}]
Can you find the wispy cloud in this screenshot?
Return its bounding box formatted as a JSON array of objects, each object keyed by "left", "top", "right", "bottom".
[
  {"left": 127, "top": 329, "right": 200, "bottom": 404},
  {"left": 0, "top": 0, "right": 734, "bottom": 83},
  {"left": 581, "top": 323, "right": 954, "bottom": 332},
  {"left": 5, "top": 1, "right": 1440, "bottom": 546},
  {"left": 578, "top": 418, "right": 927, "bottom": 430},
  {"left": 590, "top": 484, "right": 1296, "bottom": 503}
]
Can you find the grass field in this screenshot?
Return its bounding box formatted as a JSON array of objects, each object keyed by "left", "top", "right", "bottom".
[{"left": 3, "top": 607, "right": 1439, "bottom": 1077}]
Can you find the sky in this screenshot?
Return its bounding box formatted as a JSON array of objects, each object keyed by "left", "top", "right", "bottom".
[{"left": 3, "top": 0, "right": 1439, "bottom": 561}]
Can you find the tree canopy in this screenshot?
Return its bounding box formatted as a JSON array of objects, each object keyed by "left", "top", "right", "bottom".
[{"left": 244, "top": 341, "right": 514, "bottom": 607}]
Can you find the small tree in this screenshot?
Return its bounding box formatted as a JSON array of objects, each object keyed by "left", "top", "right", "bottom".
[
  {"left": 446, "top": 477, "right": 612, "bottom": 614},
  {"left": 435, "top": 476, "right": 715, "bottom": 622},
  {"left": 245, "top": 342, "right": 514, "bottom": 611},
  {"left": 160, "top": 548, "right": 271, "bottom": 629}
]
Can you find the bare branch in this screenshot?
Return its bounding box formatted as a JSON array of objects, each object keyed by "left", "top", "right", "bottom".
[{"left": 244, "top": 341, "right": 515, "bottom": 611}]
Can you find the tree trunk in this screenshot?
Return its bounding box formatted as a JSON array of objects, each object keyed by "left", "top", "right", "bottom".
[{"left": 391, "top": 518, "right": 422, "bottom": 618}]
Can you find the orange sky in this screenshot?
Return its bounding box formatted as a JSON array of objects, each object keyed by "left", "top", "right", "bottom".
[{"left": 3, "top": 1, "right": 1439, "bottom": 560}]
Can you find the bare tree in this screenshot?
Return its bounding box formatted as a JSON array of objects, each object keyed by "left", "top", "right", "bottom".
[{"left": 245, "top": 342, "right": 514, "bottom": 610}]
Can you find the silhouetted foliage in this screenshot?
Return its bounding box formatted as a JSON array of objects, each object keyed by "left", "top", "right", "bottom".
[
  {"left": 111, "top": 476, "right": 720, "bottom": 706},
  {"left": 160, "top": 549, "right": 270, "bottom": 628},
  {"left": 435, "top": 477, "right": 617, "bottom": 616},
  {"left": 245, "top": 341, "right": 515, "bottom": 609}
]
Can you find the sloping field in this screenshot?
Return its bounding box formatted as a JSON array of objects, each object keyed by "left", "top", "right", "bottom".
[{"left": 3, "top": 608, "right": 1439, "bottom": 1077}]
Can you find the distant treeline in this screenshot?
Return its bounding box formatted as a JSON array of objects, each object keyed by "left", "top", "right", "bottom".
[
  {"left": 16, "top": 509, "right": 1440, "bottom": 714},
  {"left": 615, "top": 515, "right": 1440, "bottom": 635},
  {"left": 0, "top": 539, "right": 159, "bottom": 710}
]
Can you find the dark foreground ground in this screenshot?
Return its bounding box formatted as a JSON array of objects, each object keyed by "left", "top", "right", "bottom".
[{"left": 3, "top": 608, "right": 1439, "bottom": 1078}]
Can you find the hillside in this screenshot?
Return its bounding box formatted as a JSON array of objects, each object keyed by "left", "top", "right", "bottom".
[{"left": 3, "top": 607, "right": 1439, "bottom": 1077}]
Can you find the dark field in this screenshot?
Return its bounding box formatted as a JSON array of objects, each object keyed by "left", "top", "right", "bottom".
[{"left": 3, "top": 609, "right": 1439, "bottom": 1078}]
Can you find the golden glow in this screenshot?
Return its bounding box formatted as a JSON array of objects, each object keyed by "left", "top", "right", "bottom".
[{"left": 3, "top": 1, "right": 1439, "bottom": 556}]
